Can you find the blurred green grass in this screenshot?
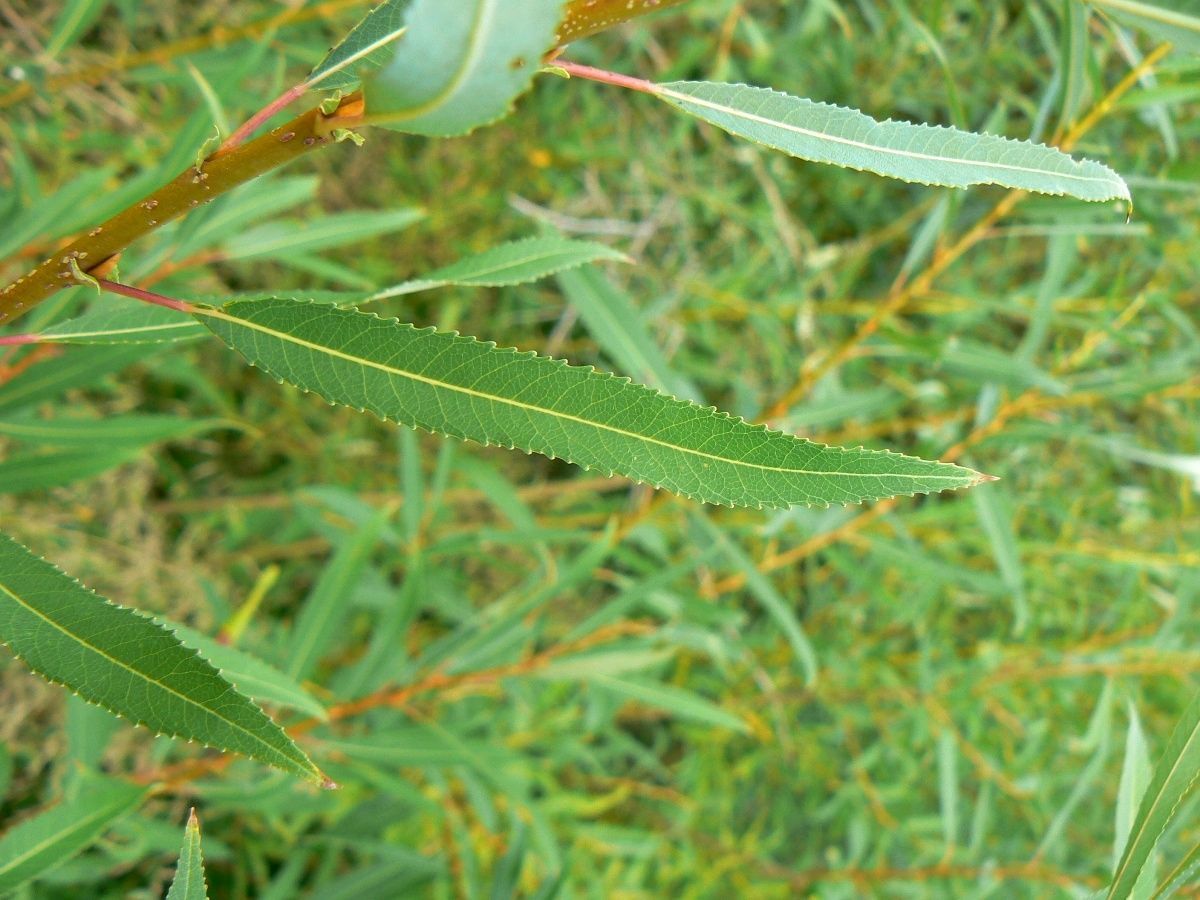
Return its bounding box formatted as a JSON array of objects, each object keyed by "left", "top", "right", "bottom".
[{"left": 1, "top": 1, "right": 1198, "bottom": 896}]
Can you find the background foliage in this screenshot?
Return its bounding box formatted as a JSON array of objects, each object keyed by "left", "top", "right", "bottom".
[{"left": 1, "top": 0, "right": 1198, "bottom": 896}]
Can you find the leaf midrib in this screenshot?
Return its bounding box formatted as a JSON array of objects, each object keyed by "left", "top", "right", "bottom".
[
  {"left": 659, "top": 83, "right": 1124, "bottom": 192},
  {"left": 46, "top": 321, "right": 197, "bottom": 341},
  {"left": 0, "top": 578, "right": 313, "bottom": 778},
  {"left": 198, "top": 305, "right": 970, "bottom": 484}
]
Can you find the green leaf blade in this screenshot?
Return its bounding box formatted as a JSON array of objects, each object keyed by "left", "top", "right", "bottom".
[
  {"left": 655, "top": 81, "right": 1130, "bottom": 203},
  {"left": 1088, "top": 0, "right": 1200, "bottom": 52},
  {"left": 0, "top": 533, "right": 323, "bottom": 783},
  {"left": 0, "top": 775, "right": 147, "bottom": 894},
  {"left": 165, "top": 809, "right": 209, "bottom": 900},
  {"left": 307, "top": 0, "right": 409, "bottom": 91},
  {"left": 1108, "top": 689, "right": 1200, "bottom": 899},
  {"left": 370, "top": 236, "right": 628, "bottom": 299},
  {"left": 364, "top": 0, "right": 566, "bottom": 136},
  {"left": 197, "top": 299, "right": 984, "bottom": 509}
]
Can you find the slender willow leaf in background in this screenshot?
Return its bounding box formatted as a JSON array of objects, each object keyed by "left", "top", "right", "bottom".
[
  {"left": 0, "top": 533, "right": 324, "bottom": 783},
  {"left": 171, "top": 623, "right": 329, "bottom": 720},
  {"left": 364, "top": 0, "right": 566, "bottom": 135},
  {"left": 196, "top": 299, "right": 985, "bottom": 508},
  {"left": 0, "top": 447, "right": 143, "bottom": 495},
  {"left": 165, "top": 810, "right": 209, "bottom": 900},
  {"left": 652, "top": 81, "right": 1130, "bottom": 203},
  {"left": 0, "top": 413, "right": 222, "bottom": 448},
  {"left": 1087, "top": 0, "right": 1200, "bottom": 51},
  {"left": 1113, "top": 705, "right": 1156, "bottom": 900},
  {"left": 369, "top": 236, "right": 628, "bottom": 300},
  {"left": 0, "top": 774, "right": 147, "bottom": 894},
  {"left": 1108, "top": 688, "right": 1200, "bottom": 899},
  {"left": 307, "top": 0, "right": 409, "bottom": 91},
  {"left": 39, "top": 303, "right": 206, "bottom": 344}
]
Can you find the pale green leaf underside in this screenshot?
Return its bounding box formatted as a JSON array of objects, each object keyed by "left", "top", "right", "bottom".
[
  {"left": 165, "top": 812, "right": 209, "bottom": 900},
  {"left": 171, "top": 623, "right": 329, "bottom": 721},
  {"left": 0, "top": 775, "right": 147, "bottom": 893},
  {"left": 364, "top": 0, "right": 565, "bottom": 135},
  {"left": 1088, "top": 0, "right": 1200, "bottom": 52},
  {"left": 40, "top": 303, "right": 205, "bottom": 344},
  {"left": 307, "top": 0, "right": 409, "bottom": 91},
  {"left": 369, "top": 236, "right": 628, "bottom": 300},
  {"left": 656, "top": 81, "right": 1130, "bottom": 203},
  {"left": 0, "top": 533, "right": 323, "bottom": 783},
  {"left": 196, "top": 299, "right": 983, "bottom": 509},
  {"left": 1108, "top": 689, "right": 1200, "bottom": 898}
]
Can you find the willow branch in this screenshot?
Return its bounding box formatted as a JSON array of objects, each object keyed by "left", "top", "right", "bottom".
[{"left": 0, "top": 94, "right": 364, "bottom": 326}]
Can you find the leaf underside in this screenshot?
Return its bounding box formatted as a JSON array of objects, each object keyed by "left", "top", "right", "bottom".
[
  {"left": 364, "top": 0, "right": 566, "bottom": 135},
  {"left": 197, "top": 299, "right": 983, "bottom": 509},
  {"left": 0, "top": 533, "right": 323, "bottom": 783},
  {"left": 655, "top": 81, "right": 1130, "bottom": 203}
]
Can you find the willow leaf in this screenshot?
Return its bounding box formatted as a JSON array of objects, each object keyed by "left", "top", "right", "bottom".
[
  {"left": 0, "top": 774, "right": 147, "bottom": 894},
  {"left": 0, "top": 413, "right": 222, "bottom": 448},
  {"left": 364, "top": 0, "right": 566, "bottom": 135},
  {"left": 39, "top": 303, "right": 205, "bottom": 344},
  {"left": 165, "top": 810, "right": 209, "bottom": 900},
  {"left": 171, "top": 623, "right": 329, "bottom": 721},
  {"left": 307, "top": 0, "right": 409, "bottom": 91},
  {"left": 1088, "top": 0, "right": 1200, "bottom": 52},
  {"left": 0, "top": 533, "right": 324, "bottom": 783},
  {"left": 1109, "top": 688, "right": 1200, "bottom": 899},
  {"left": 195, "top": 299, "right": 984, "bottom": 509},
  {"left": 653, "top": 81, "right": 1130, "bottom": 203},
  {"left": 369, "top": 236, "right": 628, "bottom": 300}
]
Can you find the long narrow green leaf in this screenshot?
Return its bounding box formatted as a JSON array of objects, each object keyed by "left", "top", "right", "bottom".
[
  {"left": 1088, "top": 0, "right": 1200, "bottom": 52},
  {"left": 0, "top": 413, "right": 222, "bottom": 448},
  {"left": 0, "top": 774, "right": 147, "bottom": 893},
  {"left": 171, "top": 624, "right": 329, "bottom": 720},
  {"left": 39, "top": 303, "right": 206, "bottom": 344},
  {"left": 286, "top": 507, "right": 391, "bottom": 681},
  {"left": 195, "top": 299, "right": 986, "bottom": 509},
  {"left": 588, "top": 675, "right": 749, "bottom": 732},
  {"left": 558, "top": 265, "right": 701, "bottom": 402},
  {"left": 307, "top": 0, "right": 409, "bottom": 91},
  {"left": 652, "top": 81, "right": 1130, "bottom": 203},
  {"left": 44, "top": 0, "right": 109, "bottom": 57},
  {"left": 369, "top": 236, "right": 628, "bottom": 300},
  {"left": 165, "top": 809, "right": 209, "bottom": 900},
  {"left": 365, "top": 0, "right": 566, "bottom": 135},
  {"left": 1109, "top": 689, "right": 1200, "bottom": 898},
  {"left": 0, "top": 533, "right": 324, "bottom": 783}
]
